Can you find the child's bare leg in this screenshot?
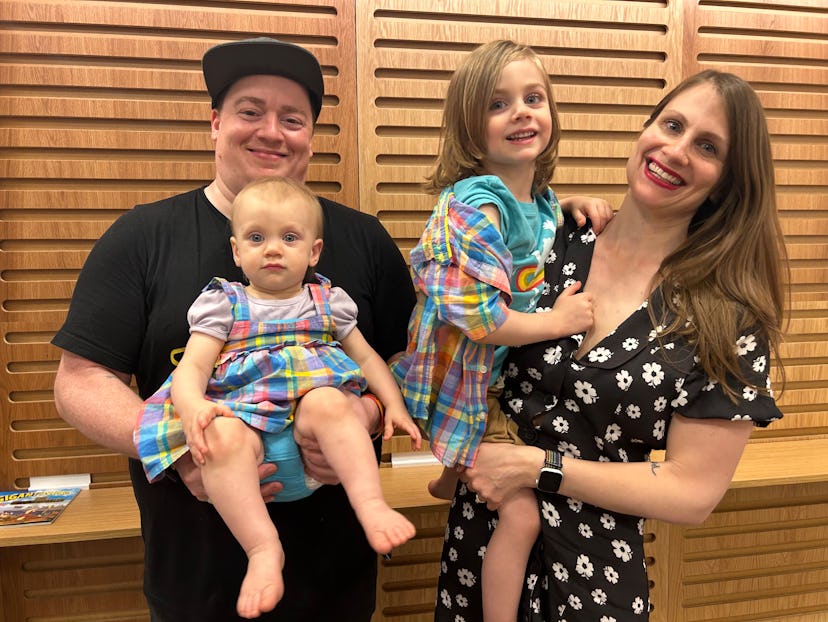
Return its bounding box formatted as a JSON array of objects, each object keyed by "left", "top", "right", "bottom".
[
  {"left": 295, "top": 387, "right": 415, "bottom": 553},
  {"left": 482, "top": 488, "right": 541, "bottom": 622},
  {"left": 201, "top": 417, "right": 284, "bottom": 619},
  {"left": 428, "top": 466, "right": 460, "bottom": 500}
]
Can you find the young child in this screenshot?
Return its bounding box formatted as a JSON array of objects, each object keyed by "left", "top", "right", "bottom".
[
  {"left": 391, "top": 40, "right": 607, "bottom": 622},
  {"left": 134, "top": 176, "right": 422, "bottom": 619}
]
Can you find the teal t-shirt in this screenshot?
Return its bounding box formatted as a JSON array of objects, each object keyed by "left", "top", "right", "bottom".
[{"left": 451, "top": 175, "right": 561, "bottom": 382}]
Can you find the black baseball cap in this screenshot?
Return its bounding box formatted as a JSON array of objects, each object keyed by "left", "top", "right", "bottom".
[{"left": 202, "top": 37, "right": 324, "bottom": 121}]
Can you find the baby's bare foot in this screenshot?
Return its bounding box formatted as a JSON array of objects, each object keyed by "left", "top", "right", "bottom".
[
  {"left": 355, "top": 498, "right": 416, "bottom": 554},
  {"left": 237, "top": 541, "right": 285, "bottom": 619},
  {"left": 428, "top": 473, "right": 457, "bottom": 500}
]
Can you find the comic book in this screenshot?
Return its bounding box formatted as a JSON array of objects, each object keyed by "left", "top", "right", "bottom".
[{"left": 0, "top": 488, "right": 81, "bottom": 527}]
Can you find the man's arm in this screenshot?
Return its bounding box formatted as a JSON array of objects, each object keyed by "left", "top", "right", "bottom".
[{"left": 53, "top": 350, "right": 142, "bottom": 458}]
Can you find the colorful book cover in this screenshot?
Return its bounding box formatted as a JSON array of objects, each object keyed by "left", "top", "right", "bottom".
[{"left": 0, "top": 488, "right": 81, "bottom": 527}]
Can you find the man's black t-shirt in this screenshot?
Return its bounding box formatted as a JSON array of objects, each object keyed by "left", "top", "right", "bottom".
[{"left": 52, "top": 188, "right": 416, "bottom": 621}]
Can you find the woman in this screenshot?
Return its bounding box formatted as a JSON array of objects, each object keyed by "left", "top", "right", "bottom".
[{"left": 435, "top": 70, "right": 787, "bottom": 621}]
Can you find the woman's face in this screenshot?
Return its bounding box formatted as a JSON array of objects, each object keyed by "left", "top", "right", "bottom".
[{"left": 626, "top": 82, "right": 730, "bottom": 219}]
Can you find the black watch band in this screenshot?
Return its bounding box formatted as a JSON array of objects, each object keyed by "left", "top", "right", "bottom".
[{"left": 536, "top": 449, "right": 564, "bottom": 493}]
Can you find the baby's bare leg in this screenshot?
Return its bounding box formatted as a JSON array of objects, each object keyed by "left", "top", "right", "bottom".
[
  {"left": 295, "top": 387, "right": 415, "bottom": 553},
  {"left": 482, "top": 488, "right": 540, "bottom": 622},
  {"left": 201, "top": 417, "right": 284, "bottom": 619}
]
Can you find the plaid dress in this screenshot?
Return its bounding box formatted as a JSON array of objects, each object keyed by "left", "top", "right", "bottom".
[{"left": 134, "top": 276, "right": 367, "bottom": 483}]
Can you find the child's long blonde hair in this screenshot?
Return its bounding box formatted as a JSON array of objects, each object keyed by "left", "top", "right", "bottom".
[{"left": 424, "top": 40, "right": 561, "bottom": 196}]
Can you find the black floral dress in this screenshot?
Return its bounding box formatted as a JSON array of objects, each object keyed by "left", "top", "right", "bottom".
[{"left": 435, "top": 217, "right": 782, "bottom": 622}]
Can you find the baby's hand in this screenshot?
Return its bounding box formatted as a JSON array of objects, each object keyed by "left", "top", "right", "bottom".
[
  {"left": 548, "top": 281, "right": 594, "bottom": 337},
  {"left": 181, "top": 401, "right": 232, "bottom": 466},
  {"left": 385, "top": 404, "right": 423, "bottom": 451}
]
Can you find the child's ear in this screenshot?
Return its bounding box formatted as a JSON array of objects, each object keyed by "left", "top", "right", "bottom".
[
  {"left": 308, "top": 238, "right": 323, "bottom": 267},
  {"left": 230, "top": 236, "right": 242, "bottom": 267}
]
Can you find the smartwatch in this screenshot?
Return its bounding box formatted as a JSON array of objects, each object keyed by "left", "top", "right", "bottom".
[{"left": 536, "top": 449, "right": 563, "bottom": 493}]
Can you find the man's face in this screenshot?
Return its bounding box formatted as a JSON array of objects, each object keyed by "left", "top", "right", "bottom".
[{"left": 211, "top": 74, "right": 314, "bottom": 197}]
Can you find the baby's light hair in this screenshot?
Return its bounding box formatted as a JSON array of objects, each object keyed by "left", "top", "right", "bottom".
[{"left": 231, "top": 176, "right": 324, "bottom": 238}]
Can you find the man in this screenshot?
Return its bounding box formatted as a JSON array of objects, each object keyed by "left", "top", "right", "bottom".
[{"left": 52, "top": 37, "right": 415, "bottom": 621}]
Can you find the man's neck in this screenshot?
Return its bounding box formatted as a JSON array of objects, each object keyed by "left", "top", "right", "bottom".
[{"left": 203, "top": 180, "right": 234, "bottom": 219}]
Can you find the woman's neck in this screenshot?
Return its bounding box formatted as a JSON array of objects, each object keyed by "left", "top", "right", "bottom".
[{"left": 604, "top": 195, "right": 692, "bottom": 262}]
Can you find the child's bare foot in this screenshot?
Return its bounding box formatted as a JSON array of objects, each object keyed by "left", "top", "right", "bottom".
[
  {"left": 354, "top": 498, "right": 416, "bottom": 554},
  {"left": 428, "top": 471, "right": 458, "bottom": 500},
  {"left": 237, "top": 541, "right": 285, "bottom": 619}
]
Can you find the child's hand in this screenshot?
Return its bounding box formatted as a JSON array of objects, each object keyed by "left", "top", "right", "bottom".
[
  {"left": 548, "top": 281, "right": 594, "bottom": 337},
  {"left": 181, "top": 401, "right": 233, "bottom": 466},
  {"left": 385, "top": 404, "right": 423, "bottom": 451},
  {"left": 561, "top": 195, "right": 614, "bottom": 234}
]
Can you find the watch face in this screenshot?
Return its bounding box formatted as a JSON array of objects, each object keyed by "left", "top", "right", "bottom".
[{"left": 538, "top": 468, "right": 563, "bottom": 493}]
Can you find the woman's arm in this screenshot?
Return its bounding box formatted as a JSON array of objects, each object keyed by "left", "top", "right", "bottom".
[{"left": 463, "top": 414, "right": 752, "bottom": 525}]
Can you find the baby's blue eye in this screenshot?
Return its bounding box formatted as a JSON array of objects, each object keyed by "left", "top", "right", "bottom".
[{"left": 250, "top": 233, "right": 264, "bottom": 243}]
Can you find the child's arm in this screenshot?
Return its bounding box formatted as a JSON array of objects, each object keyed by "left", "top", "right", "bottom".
[
  {"left": 170, "top": 331, "right": 233, "bottom": 465},
  {"left": 476, "top": 281, "right": 593, "bottom": 347},
  {"left": 340, "top": 328, "right": 422, "bottom": 450},
  {"left": 560, "top": 195, "right": 614, "bottom": 233}
]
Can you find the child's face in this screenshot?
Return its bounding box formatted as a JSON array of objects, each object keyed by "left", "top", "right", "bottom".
[
  {"left": 230, "top": 193, "right": 323, "bottom": 299},
  {"left": 481, "top": 58, "right": 553, "bottom": 183}
]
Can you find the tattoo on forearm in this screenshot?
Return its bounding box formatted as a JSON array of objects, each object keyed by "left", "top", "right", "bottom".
[{"left": 650, "top": 462, "right": 661, "bottom": 476}]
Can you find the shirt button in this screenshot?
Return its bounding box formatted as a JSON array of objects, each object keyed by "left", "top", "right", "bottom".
[
  {"left": 478, "top": 412, "right": 487, "bottom": 421},
  {"left": 480, "top": 365, "right": 488, "bottom": 373}
]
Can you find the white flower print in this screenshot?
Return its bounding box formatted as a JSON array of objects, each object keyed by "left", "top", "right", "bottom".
[
  {"left": 453, "top": 526, "right": 464, "bottom": 540},
  {"left": 588, "top": 347, "right": 612, "bottom": 363},
  {"left": 568, "top": 498, "right": 583, "bottom": 513},
  {"left": 448, "top": 547, "right": 458, "bottom": 562},
  {"left": 562, "top": 262, "right": 577, "bottom": 276},
  {"left": 546, "top": 248, "right": 558, "bottom": 264},
  {"left": 552, "top": 561, "right": 569, "bottom": 582},
  {"left": 552, "top": 417, "right": 569, "bottom": 433},
  {"left": 456, "top": 594, "right": 468, "bottom": 608},
  {"left": 441, "top": 560, "right": 447, "bottom": 574},
  {"left": 622, "top": 337, "right": 639, "bottom": 351},
  {"left": 592, "top": 588, "right": 608, "bottom": 605},
  {"left": 453, "top": 615, "right": 466, "bottom": 622},
  {"left": 732, "top": 414, "right": 752, "bottom": 421},
  {"left": 735, "top": 334, "right": 757, "bottom": 355},
  {"left": 571, "top": 333, "right": 584, "bottom": 347},
  {"left": 527, "top": 367, "right": 542, "bottom": 380},
  {"left": 508, "top": 398, "right": 523, "bottom": 413},
  {"left": 568, "top": 594, "right": 583, "bottom": 610},
  {"left": 626, "top": 404, "right": 641, "bottom": 419},
  {"left": 605, "top": 423, "right": 622, "bottom": 443},
  {"left": 600, "top": 617, "right": 617, "bottom": 622},
  {"left": 441, "top": 589, "right": 452, "bottom": 608},
  {"left": 616, "top": 370, "right": 633, "bottom": 391},
  {"left": 642, "top": 362, "right": 664, "bottom": 387},
  {"left": 461, "top": 502, "right": 474, "bottom": 520},
  {"left": 637, "top": 518, "right": 645, "bottom": 535},
  {"left": 653, "top": 419, "right": 666, "bottom": 441},
  {"left": 520, "top": 381, "right": 533, "bottom": 394},
  {"left": 526, "top": 573, "right": 538, "bottom": 591},
  {"left": 671, "top": 385, "right": 688, "bottom": 409},
  {"left": 618, "top": 448, "right": 629, "bottom": 462},
  {"left": 594, "top": 436, "right": 605, "bottom": 450},
  {"left": 653, "top": 396, "right": 667, "bottom": 412},
  {"left": 457, "top": 568, "right": 476, "bottom": 587},
  {"left": 477, "top": 545, "right": 486, "bottom": 559},
  {"left": 632, "top": 596, "right": 646, "bottom": 614},
  {"left": 559, "top": 441, "right": 581, "bottom": 458},
  {"left": 574, "top": 380, "right": 598, "bottom": 404},
  {"left": 575, "top": 554, "right": 594, "bottom": 578},
  {"left": 743, "top": 386, "right": 758, "bottom": 401},
  {"left": 612, "top": 540, "right": 634, "bottom": 563},
  {"left": 753, "top": 355, "right": 767, "bottom": 373},
  {"left": 544, "top": 345, "right": 564, "bottom": 365},
  {"left": 541, "top": 500, "right": 562, "bottom": 527},
  {"left": 563, "top": 277, "right": 577, "bottom": 289},
  {"left": 578, "top": 522, "right": 593, "bottom": 538},
  {"left": 603, "top": 565, "right": 619, "bottom": 584},
  {"left": 614, "top": 403, "right": 622, "bottom": 416},
  {"left": 564, "top": 399, "right": 580, "bottom": 412}
]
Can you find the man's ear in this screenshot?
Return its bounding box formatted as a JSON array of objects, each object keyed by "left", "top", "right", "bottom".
[
  {"left": 308, "top": 238, "right": 323, "bottom": 267},
  {"left": 210, "top": 109, "right": 221, "bottom": 141}
]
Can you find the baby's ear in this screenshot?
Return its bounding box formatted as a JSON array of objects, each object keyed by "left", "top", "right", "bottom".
[{"left": 309, "top": 238, "right": 324, "bottom": 266}]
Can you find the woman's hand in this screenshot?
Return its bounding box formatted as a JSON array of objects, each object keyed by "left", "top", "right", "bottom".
[{"left": 459, "top": 442, "right": 544, "bottom": 509}]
